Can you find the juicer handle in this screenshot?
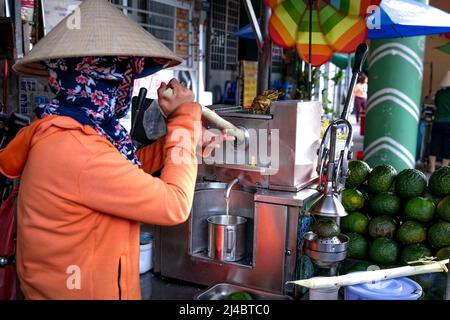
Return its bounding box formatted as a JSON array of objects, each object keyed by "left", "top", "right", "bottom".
[
  {"left": 340, "top": 43, "right": 369, "bottom": 120},
  {"left": 353, "top": 43, "right": 369, "bottom": 74},
  {"left": 163, "top": 88, "right": 246, "bottom": 144}
]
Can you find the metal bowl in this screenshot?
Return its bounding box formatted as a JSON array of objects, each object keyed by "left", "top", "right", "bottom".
[
  {"left": 305, "top": 248, "right": 348, "bottom": 267},
  {"left": 304, "top": 231, "right": 349, "bottom": 253}
]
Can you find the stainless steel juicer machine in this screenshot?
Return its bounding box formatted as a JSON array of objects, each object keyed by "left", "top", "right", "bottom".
[
  {"left": 152, "top": 99, "right": 323, "bottom": 296},
  {"left": 151, "top": 44, "right": 369, "bottom": 297}
]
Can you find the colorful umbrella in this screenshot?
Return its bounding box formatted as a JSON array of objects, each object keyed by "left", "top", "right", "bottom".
[
  {"left": 263, "top": 0, "right": 380, "bottom": 66},
  {"left": 367, "top": 0, "right": 450, "bottom": 39}
]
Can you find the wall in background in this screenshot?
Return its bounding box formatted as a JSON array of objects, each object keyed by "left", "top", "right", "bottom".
[{"left": 423, "top": 0, "right": 450, "bottom": 98}]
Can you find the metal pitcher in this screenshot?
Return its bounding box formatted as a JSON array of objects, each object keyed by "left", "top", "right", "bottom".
[{"left": 207, "top": 215, "right": 247, "bottom": 262}]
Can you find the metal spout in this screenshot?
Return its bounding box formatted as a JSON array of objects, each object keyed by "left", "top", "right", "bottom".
[{"left": 224, "top": 178, "right": 240, "bottom": 200}]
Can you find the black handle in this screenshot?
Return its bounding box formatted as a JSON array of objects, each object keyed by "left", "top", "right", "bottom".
[
  {"left": 130, "top": 88, "right": 148, "bottom": 139},
  {"left": 135, "top": 87, "right": 148, "bottom": 113},
  {"left": 340, "top": 43, "right": 369, "bottom": 120},
  {"left": 353, "top": 43, "right": 369, "bottom": 74}
]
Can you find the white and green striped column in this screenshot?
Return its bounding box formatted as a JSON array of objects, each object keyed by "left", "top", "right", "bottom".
[{"left": 364, "top": 29, "right": 426, "bottom": 170}]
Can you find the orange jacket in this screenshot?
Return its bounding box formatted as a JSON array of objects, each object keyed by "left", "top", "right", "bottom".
[{"left": 0, "top": 103, "right": 201, "bottom": 300}]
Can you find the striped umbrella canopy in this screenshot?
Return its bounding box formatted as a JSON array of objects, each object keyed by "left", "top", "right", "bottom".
[{"left": 264, "top": 0, "right": 381, "bottom": 66}]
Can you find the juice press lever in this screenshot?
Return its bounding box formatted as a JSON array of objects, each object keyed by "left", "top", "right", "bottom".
[
  {"left": 312, "top": 43, "right": 368, "bottom": 219},
  {"left": 305, "top": 43, "right": 369, "bottom": 276}
]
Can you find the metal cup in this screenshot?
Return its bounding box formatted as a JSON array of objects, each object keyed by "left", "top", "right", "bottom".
[{"left": 207, "top": 215, "right": 247, "bottom": 262}]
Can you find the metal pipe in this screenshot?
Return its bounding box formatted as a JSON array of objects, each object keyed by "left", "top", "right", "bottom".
[
  {"left": 324, "top": 124, "right": 337, "bottom": 194},
  {"left": 243, "top": 0, "right": 264, "bottom": 50},
  {"left": 14, "top": 0, "right": 23, "bottom": 59},
  {"left": 188, "top": 7, "right": 193, "bottom": 69},
  {"left": 224, "top": 178, "right": 240, "bottom": 200},
  {"left": 307, "top": 0, "right": 314, "bottom": 100},
  {"left": 122, "top": 0, "right": 128, "bottom": 16},
  {"left": 257, "top": 5, "right": 272, "bottom": 95},
  {"left": 5, "top": 0, "right": 11, "bottom": 17},
  {"left": 2, "top": 59, "right": 8, "bottom": 113},
  {"left": 429, "top": 61, "right": 433, "bottom": 96},
  {"left": 198, "top": 24, "right": 205, "bottom": 99},
  {"left": 328, "top": 125, "right": 337, "bottom": 169}
]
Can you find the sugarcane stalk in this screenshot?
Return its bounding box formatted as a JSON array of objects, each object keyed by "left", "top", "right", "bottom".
[
  {"left": 163, "top": 88, "right": 246, "bottom": 144},
  {"left": 288, "top": 259, "right": 449, "bottom": 289},
  {"left": 200, "top": 107, "right": 246, "bottom": 144}
]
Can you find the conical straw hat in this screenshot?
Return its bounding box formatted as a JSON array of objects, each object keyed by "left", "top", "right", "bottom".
[
  {"left": 13, "top": 0, "right": 183, "bottom": 77},
  {"left": 440, "top": 71, "right": 450, "bottom": 88}
]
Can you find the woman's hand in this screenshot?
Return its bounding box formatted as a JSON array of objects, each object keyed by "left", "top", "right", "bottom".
[
  {"left": 157, "top": 80, "right": 233, "bottom": 157},
  {"left": 157, "top": 79, "right": 195, "bottom": 117},
  {"left": 199, "top": 127, "right": 235, "bottom": 158}
]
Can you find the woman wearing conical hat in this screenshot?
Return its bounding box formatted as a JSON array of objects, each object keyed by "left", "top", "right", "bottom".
[{"left": 0, "top": 0, "right": 214, "bottom": 300}]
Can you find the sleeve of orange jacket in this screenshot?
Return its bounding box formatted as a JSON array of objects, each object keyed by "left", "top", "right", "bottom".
[
  {"left": 78, "top": 102, "right": 201, "bottom": 226},
  {"left": 136, "top": 138, "right": 166, "bottom": 175}
]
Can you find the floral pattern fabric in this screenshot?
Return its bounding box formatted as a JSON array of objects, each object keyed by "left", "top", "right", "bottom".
[{"left": 36, "top": 56, "right": 165, "bottom": 165}]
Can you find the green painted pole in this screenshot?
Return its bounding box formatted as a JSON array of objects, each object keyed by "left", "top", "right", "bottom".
[{"left": 364, "top": 2, "right": 426, "bottom": 170}]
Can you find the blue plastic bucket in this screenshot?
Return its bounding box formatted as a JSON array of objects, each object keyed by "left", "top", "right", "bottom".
[{"left": 344, "top": 277, "right": 422, "bottom": 300}]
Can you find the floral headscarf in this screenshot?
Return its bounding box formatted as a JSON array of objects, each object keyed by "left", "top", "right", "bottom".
[{"left": 36, "top": 56, "right": 165, "bottom": 165}]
